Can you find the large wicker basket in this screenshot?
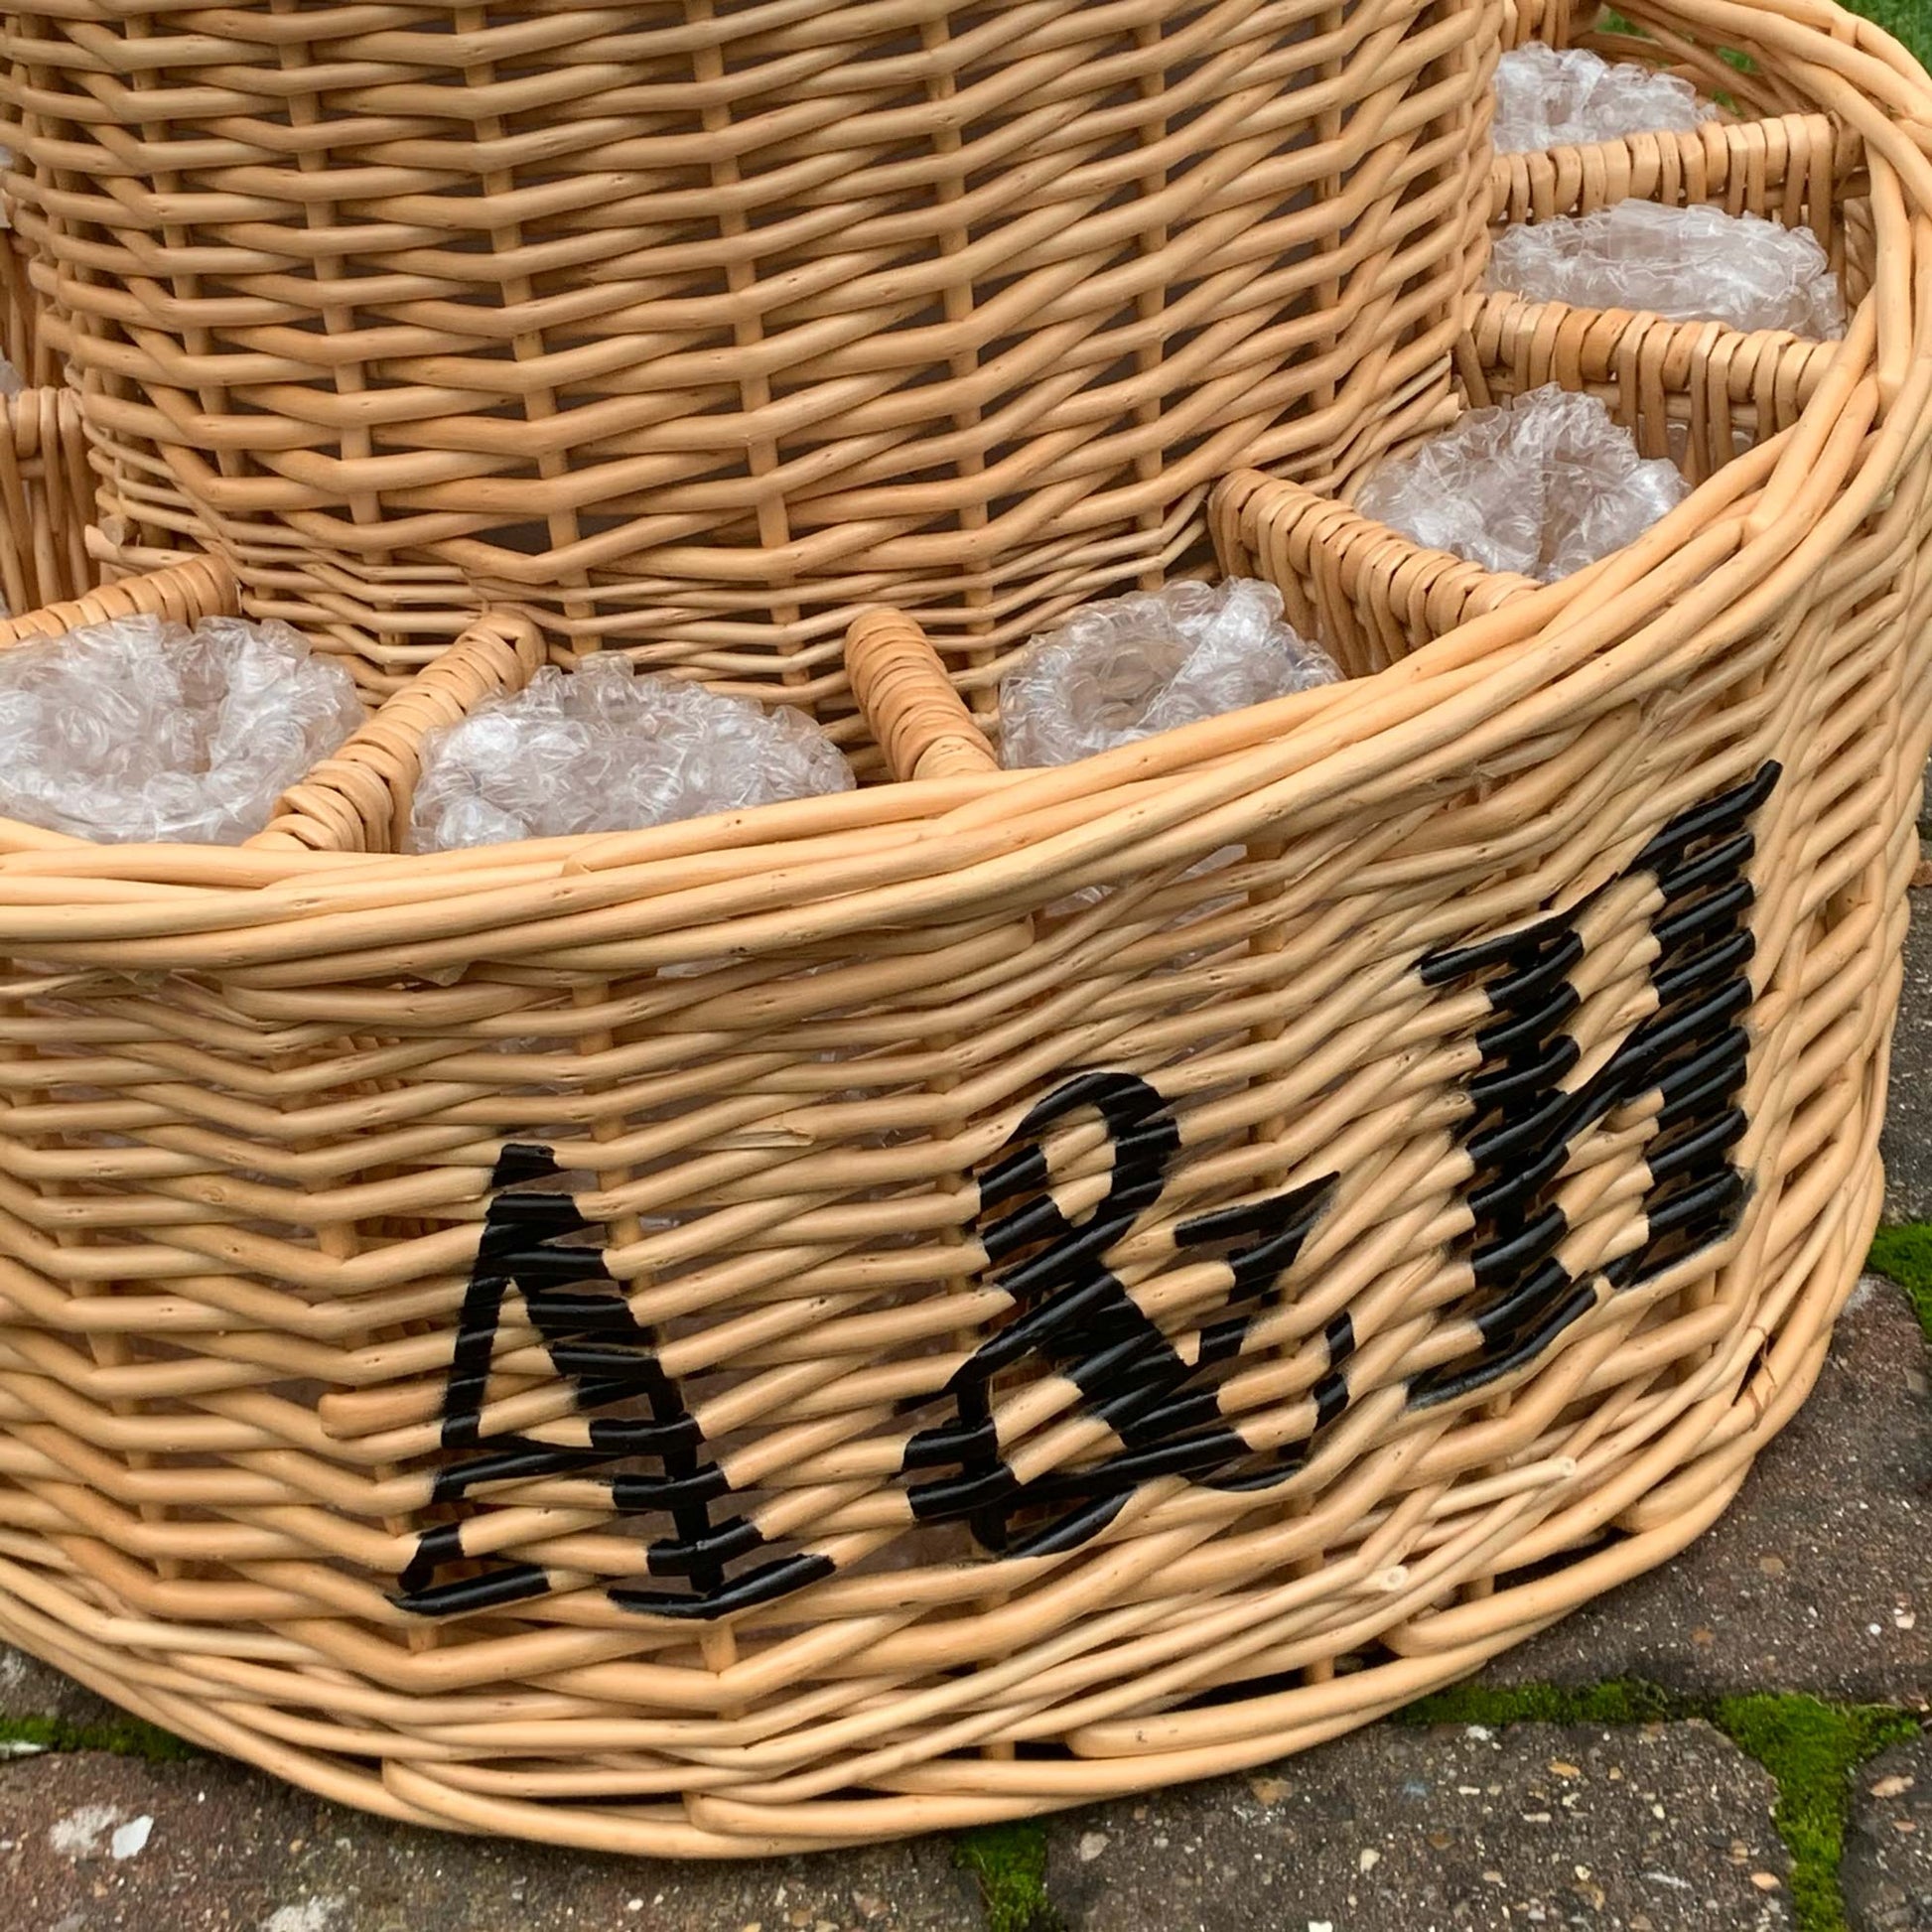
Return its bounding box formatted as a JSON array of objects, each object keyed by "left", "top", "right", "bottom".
[
  {"left": 0, "top": 0, "right": 1927, "bottom": 1861},
  {"left": 0, "top": 0, "right": 1502, "bottom": 689}
]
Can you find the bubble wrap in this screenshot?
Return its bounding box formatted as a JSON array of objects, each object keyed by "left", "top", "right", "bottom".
[
  {"left": 1488, "top": 199, "right": 1847, "bottom": 338},
  {"left": 0, "top": 613, "right": 364, "bottom": 844},
  {"left": 998, "top": 578, "right": 1339, "bottom": 768},
  {"left": 408, "top": 652, "right": 856, "bottom": 853},
  {"left": 1492, "top": 44, "right": 1715, "bottom": 154},
  {"left": 1353, "top": 383, "right": 1692, "bottom": 583}
]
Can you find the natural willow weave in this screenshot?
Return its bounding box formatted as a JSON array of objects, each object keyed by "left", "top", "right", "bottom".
[
  {"left": 0, "top": 0, "right": 1926, "bottom": 1859},
  {"left": 0, "top": 229, "right": 90, "bottom": 617},
  {"left": 0, "top": 0, "right": 1501, "bottom": 689}
]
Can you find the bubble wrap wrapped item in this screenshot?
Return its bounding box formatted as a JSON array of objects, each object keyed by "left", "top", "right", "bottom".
[
  {"left": 0, "top": 614, "right": 364, "bottom": 844},
  {"left": 409, "top": 652, "right": 856, "bottom": 853},
  {"left": 1488, "top": 200, "right": 1847, "bottom": 338},
  {"left": 998, "top": 578, "right": 1339, "bottom": 768},
  {"left": 1353, "top": 384, "right": 1692, "bottom": 583},
  {"left": 1492, "top": 44, "right": 1715, "bottom": 154}
]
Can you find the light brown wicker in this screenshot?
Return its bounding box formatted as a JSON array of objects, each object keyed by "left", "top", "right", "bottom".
[
  {"left": 0, "top": 226, "right": 47, "bottom": 388},
  {"left": 1216, "top": 262, "right": 1853, "bottom": 673},
  {"left": 0, "top": 0, "right": 1925, "bottom": 1863},
  {"left": 0, "top": 0, "right": 1503, "bottom": 689},
  {"left": 1, "top": 228, "right": 92, "bottom": 615},
  {"left": 0, "top": 381, "right": 90, "bottom": 618}
]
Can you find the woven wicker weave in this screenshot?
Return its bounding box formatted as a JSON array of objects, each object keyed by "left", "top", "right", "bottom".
[
  {"left": 1, "top": 231, "right": 93, "bottom": 616},
  {"left": 0, "top": 0, "right": 1925, "bottom": 1860},
  {"left": 0, "top": 0, "right": 1501, "bottom": 690},
  {"left": 0, "top": 227, "right": 46, "bottom": 387},
  {"left": 0, "top": 382, "right": 89, "bottom": 618}
]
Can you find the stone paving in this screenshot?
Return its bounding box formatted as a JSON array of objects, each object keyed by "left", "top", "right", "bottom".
[
  {"left": 4, "top": 901, "right": 1932, "bottom": 1930},
  {"left": 1041, "top": 1723, "right": 1793, "bottom": 1931},
  {"left": 1843, "top": 1737, "right": 1932, "bottom": 1932}
]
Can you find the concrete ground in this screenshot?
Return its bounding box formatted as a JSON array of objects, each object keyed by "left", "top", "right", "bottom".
[{"left": 6, "top": 897, "right": 1932, "bottom": 1931}]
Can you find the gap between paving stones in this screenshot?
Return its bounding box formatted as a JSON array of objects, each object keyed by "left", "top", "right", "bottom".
[{"left": 951, "top": 1688, "right": 1924, "bottom": 1932}]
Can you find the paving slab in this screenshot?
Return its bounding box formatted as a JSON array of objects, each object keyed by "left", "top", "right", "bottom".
[
  {"left": 1482, "top": 1275, "right": 1932, "bottom": 1703},
  {"left": 0, "top": 1750, "right": 981, "bottom": 1932},
  {"left": 1043, "top": 1718, "right": 1791, "bottom": 1931},
  {"left": 0, "top": 1646, "right": 124, "bottom": 1732},
  {"left": 1882, "top": 880, "right": 1932, "bottom": 1224},
  {"left": 1845, "top": 1735, "right": 1932, "bottom": 1931}
]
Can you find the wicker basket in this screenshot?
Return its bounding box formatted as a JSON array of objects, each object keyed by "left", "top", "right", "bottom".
[
  {"left": 0, "top": 0, "right": 1926, "bottom": 1861},
  {"left": 1, "top": 228, "right": 91, "bottom": 616},
  {"left": 0, "top": 0, "right": 1501, "bottom": 688}
]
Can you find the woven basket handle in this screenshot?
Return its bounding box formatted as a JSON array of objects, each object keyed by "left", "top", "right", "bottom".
[
  {"left": 250, "top": 614, "right": 544, "bottom": 853},
  {"left": 845, "top": 610, "right": 998, "bottom": 782}
]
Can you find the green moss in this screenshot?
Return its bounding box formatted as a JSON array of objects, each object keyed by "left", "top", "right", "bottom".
[
  {"left": 954, "top": 1822, "right": 1063, "bottom": 1932},
  {"left": 0, "top": 1713, "right": 197, "bottom": 1762},
  {"left": 1711, "top": 1695, "right": 1918, "bottom": 1932},
  {"left": 1398, "top": 1681, "right": 1921, "bottom": 1932},
  {"left": 1599, "top": 0, "right": 1924, "bottom": 64},
  {"left": 1863, "top": 1223, "right": 1932, "bottom": 1344},
  {"left": 1844, "top": 0, "right": 1931, "bottom": 63}
]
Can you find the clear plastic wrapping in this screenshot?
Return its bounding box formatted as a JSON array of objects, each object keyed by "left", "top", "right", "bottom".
[
  {"left": 1492, "top": 44, "right": 1716, "bottom": 154},
  {"left": 1487, "top": 199, "right": 1847, "bottom": 338},
  {"left": 998, "top": 578, "right": 1340, "bottom": 768},
  {"left": 0, "top": 614, "right": 364, "bottom": 844},
  {"left": 409, "top": 652, "right": 856, "bottom": 853},
  {"left": 1353, "top": 383, "right": 1692, "bottom": 583}
]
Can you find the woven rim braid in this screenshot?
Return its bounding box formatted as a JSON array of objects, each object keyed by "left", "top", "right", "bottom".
[
  {"left": 0, "top": 0, "right": 1503, "bottom": 690},
  {"left": 0, "top": 0, "right": 1926, "bottom": 1860}
]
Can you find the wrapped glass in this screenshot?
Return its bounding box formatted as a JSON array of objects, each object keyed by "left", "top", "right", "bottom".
[
  {"left": 409, "top": 653, "right": 856, "bottom": 853},
  {"left": 1492, "top": 44, "right": 1715, "bottom": 154},
  {"left": 1353, "top": 384, "right": 1692, "bottom": 583},
  {"left": 1487, "top": 200, "right": 1847, "bottom": 338},
  {"left": 0, "top": 614, "right": 363, "bottom": 844},
  {"left": 998, "top": 578, "right": 1339, "bottom": 769}
]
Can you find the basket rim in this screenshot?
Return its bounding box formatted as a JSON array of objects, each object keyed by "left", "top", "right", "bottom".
[
  {"left": 0, "top": 378, "right": 1888, "bottom": 967},
  {"left": 0, "top": 0, "right": 1922, "bottom": 970}
]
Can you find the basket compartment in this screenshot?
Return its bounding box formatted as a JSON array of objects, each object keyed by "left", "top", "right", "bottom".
[
  {"left": 0, "top": 0, "right": 1504, "bottom": 688},
  {"left": 0, "top": 557, "right": 516, "bottom": 849},
  {"left": 1213, "top": 304, "right": 1836, "bottom": 675},
  {"left": 1484, "top": 109, "right": 1871, "bottom": 319}
]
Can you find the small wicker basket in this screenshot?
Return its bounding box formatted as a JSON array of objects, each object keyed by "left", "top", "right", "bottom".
[
  {"left": 0, "top": 0, "right": 1503, "bottom": 685},
  {"left": 0, "top": 0, "right": 1924, "bottom": 1862}
]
